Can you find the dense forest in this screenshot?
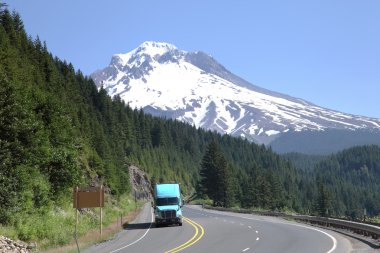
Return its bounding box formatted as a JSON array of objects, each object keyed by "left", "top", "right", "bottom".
[
  {"left": 0, "top": 6, "right": 379, "bottom": 238},
  {"left": 313, "top": 145, "right": 380, "bottom": 218},
  {"left": 282, "top": 153, "right": 327, "bottom": 171}
]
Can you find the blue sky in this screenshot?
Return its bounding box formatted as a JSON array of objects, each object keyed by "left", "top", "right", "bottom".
[{"left": 7, "top": 0, "right": 380, "bottom": 118}]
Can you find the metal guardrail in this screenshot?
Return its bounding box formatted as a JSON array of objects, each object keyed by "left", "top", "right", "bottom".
[
  {"left": 292, "top": 215, "right": 380, "bottom": 240},
  {"left": 203, "top": 205, "right": 380, "bottom": 242}
]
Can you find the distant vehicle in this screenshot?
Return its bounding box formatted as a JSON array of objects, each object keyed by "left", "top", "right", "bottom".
[{"left": 154, "top": 183, "right": 183, "bottom": 227}]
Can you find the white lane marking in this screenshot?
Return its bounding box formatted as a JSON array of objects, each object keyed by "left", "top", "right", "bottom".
[
  {"left": 250, "top": 220, "right": 336, "bottom": 253},
  {"left": 242, "top": 247, "right": 250, "bottom": 252},
  {"left": 109, "top": 210, "right": 153, "bottom": 253},
  {"left": 229, "top": 214, "right": 336, "bottom": 252},
  {"left": 309, "top": 226, "right": 337, "bottom": 253},
  {"left": 230, "top": 221, "right": 235, "bottom": 224},
  {"left": 256, "top": 231, "right": 258, "bottom": 234},
  {"left": 248, "top": 226, "right": 252, "bottom": 229},
  {"left": 256, "top": 237, "right": 259, "bottom": 241},
  {"left": 240, "top": 223, "right": 244, "bottom": 226},
  {"left": 192, "top": 207, "right": 337, "bottom": 253}
]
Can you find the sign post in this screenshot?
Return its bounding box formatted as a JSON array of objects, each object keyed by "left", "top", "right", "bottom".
[
  {"left": 100, "top": 185, "right": 103, "bottom": 238},
  {"left": 74, "top": 187, "right": 79, "bottom": 253}
]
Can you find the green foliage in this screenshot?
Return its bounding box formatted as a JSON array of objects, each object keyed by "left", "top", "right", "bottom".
[
  {"left": 316, "top": 182, "right": 332, "bottom": 217},
  {"left": 313, "top": 145, "right": 380, "bottom": 217},
  {"left": 0, "top": 194, "right": 136, "bottom": 249},
  {"left": 199, "top": 141, "right": 220, "bottom": 202},
  {"left": 239, "top": 162, "right": 285, "bottom": 210},
  {"left": 0, "top": 74, "right": 43, "bottom": 223},
  {"left": 282, "top": 152, "right": 326, "bottom": 171},
  {"left": 368, "top": 216, "right": 380, "bottom": 224},
  {"left": 199, "top": 141, "right": 235, "bottom": 207}
]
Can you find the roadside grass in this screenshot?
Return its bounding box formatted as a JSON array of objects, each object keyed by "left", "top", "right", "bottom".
[
  {"left": 187, "top": 198, "right": 213, "bottom": 206},
  {"left": 368, "top": 216, "right": 380, "bottom": 224},
  {"left": 0, "top": 194, "right": 144, "bottom": 251},
  {"left": 188, "top": 198, "right": 297, "bottom": 216}
]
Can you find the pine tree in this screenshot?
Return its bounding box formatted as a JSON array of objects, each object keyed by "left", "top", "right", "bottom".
[
  {"left": 218, "top": 156, "right": 234, "bottom": 207},
  {"left": 317, "top": 182, "right": 332, "bottom": 217},
  {"left": 199, "top": 141, "right": 219, "bottom": 204},
  {"left": 199, "top": 141, "right": 234, "bottom": 207}
]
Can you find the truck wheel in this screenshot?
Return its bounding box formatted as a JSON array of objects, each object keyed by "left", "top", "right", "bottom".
[
  {"left": 178, "top": 222, "right": 183, "bottom": 226},
  {"left": 156, "top": 223, "right": 160, "bottom": 228}
]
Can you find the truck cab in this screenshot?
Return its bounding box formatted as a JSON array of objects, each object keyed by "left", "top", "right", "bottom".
[{"left": 154, "top": 184, "right": 183, "bottom": 227}]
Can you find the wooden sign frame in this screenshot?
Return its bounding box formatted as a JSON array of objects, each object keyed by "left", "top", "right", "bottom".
[
  {"left": 73, "top": 186, "right": 105, "bottom": 239},
  {"left": 73, "top": 186, "right": 104, "bottom": 208}
]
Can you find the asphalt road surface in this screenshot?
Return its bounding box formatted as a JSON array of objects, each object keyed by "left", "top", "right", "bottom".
[{"left": 83, "top": 203, "right": 357, "bottom": 253}]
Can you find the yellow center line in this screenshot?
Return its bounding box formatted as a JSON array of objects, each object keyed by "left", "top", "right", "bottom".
[
  {"left": 165, "top": 217, "right": 198, "bottom": 253},
  {"left": 165, "top": 216, "right": 205, "bottom": 253}
]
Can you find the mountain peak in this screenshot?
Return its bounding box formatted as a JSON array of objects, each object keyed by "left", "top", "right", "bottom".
[
  {"left": 110, "top": 41, "right": 183, "bottom": 67},
  {"left": 91, "top": 43, "right": 380, "bottom": 145},
  {"left": 133, "top": 41, "right": 181, "bottom": 59},
  {"left": 139, "top": 41, "right": 178, "bottom": 52}
]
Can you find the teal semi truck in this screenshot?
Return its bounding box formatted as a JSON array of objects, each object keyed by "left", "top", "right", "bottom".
[{"left": 154, "top": 183, "right": 183, "bottom": 227}]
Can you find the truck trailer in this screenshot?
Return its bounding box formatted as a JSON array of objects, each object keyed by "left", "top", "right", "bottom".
[{"left": 154, "top": 183, "right": 183, "bottom": 227}]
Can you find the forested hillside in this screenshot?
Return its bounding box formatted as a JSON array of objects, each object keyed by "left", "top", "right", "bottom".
[
  {"left": 0, "top": 7, "right": 379, "bottom": 244},
  {"left": 313, "top": 145, "right": 380, "bottom": 218},
  {"left": 282, "top": 153, "right": 327, "bottom": 171}
]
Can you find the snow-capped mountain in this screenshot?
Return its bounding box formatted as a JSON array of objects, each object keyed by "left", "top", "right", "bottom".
[{"left": 91, "top": 41, "right": 380, "bottom": 144}]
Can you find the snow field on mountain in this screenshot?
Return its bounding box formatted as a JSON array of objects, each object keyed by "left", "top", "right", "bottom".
[{"left": 92, "top": 41, "right": 380, "bottom": 143}]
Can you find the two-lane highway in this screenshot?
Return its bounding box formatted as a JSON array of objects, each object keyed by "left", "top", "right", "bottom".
[
  {"left": 184, "top": 205, "right": 351, "bottom": 253},
  {"left": 84, "top": 203, "right": 200, "bottom": 253},
  {"left": 84, "top": 203, "right": 353, "bottom": 253}
]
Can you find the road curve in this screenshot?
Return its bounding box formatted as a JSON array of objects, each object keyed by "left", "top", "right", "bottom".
[{"left": 83, "top": 203, "right": 353, "bottom": 253}]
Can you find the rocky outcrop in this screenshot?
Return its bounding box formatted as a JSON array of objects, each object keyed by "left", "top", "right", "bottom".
[
  {"left": 128, "top": 165, "right": 152, "bottom": 200},
  {"left": 0, "top": 236, "right": 35, "bottom": 253}
]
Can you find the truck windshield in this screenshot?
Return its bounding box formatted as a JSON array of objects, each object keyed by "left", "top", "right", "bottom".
[{"left": 156, "top": 197, "right": 179, "bottom": 206}]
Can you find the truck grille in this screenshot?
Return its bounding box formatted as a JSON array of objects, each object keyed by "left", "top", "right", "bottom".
[{"left": 162, "top": 210, "right": 176, "bottom": 219}]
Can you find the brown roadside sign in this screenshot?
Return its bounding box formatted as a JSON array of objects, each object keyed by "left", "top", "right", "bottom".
[{"left": 73, "top": 186, "right": 105, "bottom": 208}]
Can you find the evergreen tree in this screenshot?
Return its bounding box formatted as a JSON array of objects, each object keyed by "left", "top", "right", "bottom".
[
  {"left": 217, "top": 153, "right": 234, "bottom": 207},
  {"left": 199, "top": 141, "right": 219, "bottom": 204},
  {"left": 316, "top": 182, "right": 332, "bottom": 217},
  {"left": 199, "top": 141, "right": 234, "bottom": 207}
]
